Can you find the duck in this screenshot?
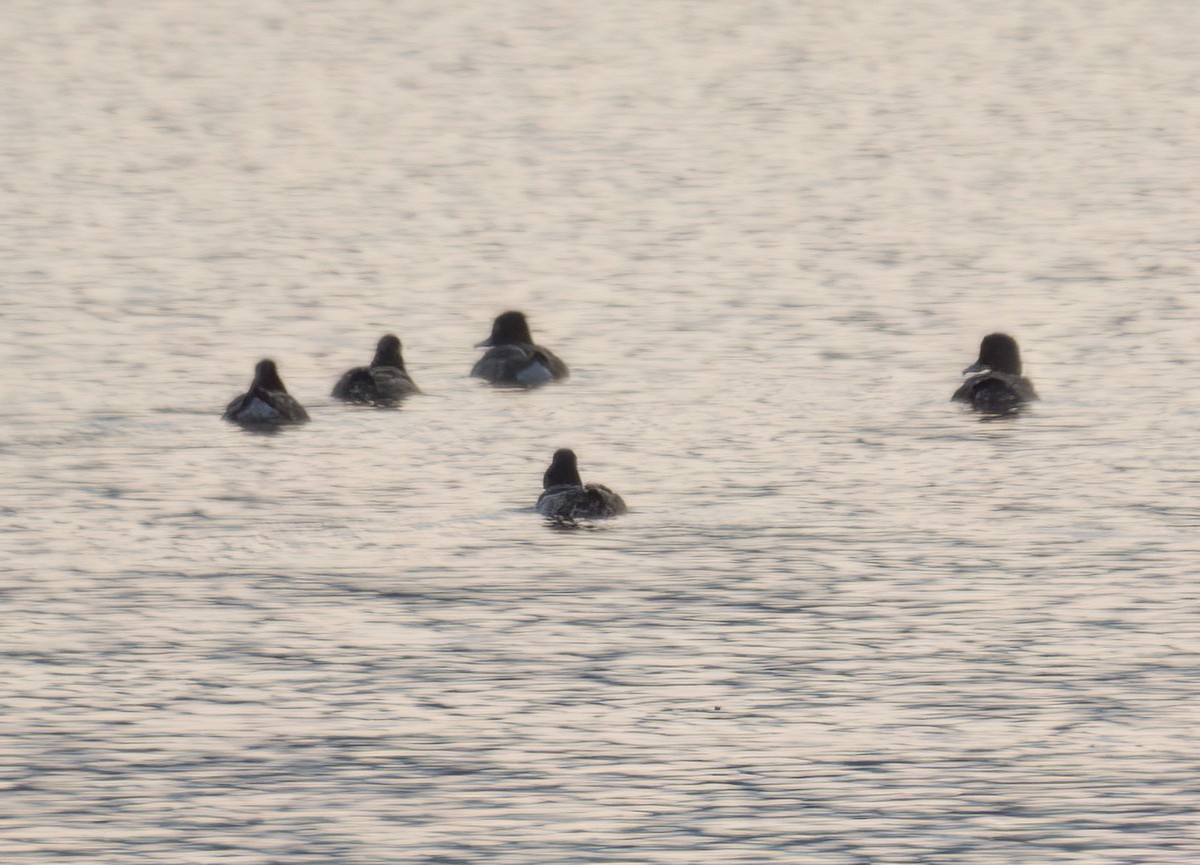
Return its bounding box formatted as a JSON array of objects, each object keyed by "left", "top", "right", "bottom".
[
  {"left": 536, "top": 448, "right": 627, "bottom": 521},
  {"left": 332, "top": 334, "right": 420, "bottom": 405},
  {"left": 223, "top": 359, "right": 310, "bottom": 425},
  {"left": 952, "top": 333, "right": 1038, "bottom": 411},
  {"left": 471, "top": 311, "right": 569, "bottom": 386}
]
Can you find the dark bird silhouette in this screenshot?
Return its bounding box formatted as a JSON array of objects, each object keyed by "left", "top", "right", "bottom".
[
  {"left": 536, "top": 448, "right": 626, "bottom": 521},
  {"left": 471, "top": 311, "right": 569, "bottom": 386},
  {"left": 332, "top": 334, "right": 420, "bottom": 405},
  {"left": 223, "top": 359, "right": 310, "bottom": 425},
  {"left": 952, "top": 333, "right": 1038, "bottom": 412}
]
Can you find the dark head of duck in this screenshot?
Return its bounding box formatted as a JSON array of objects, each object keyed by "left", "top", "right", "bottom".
[
  {"left": 965, "top": 333, "right": 1023, "bottom": 376},
  {"left": 543, "top": 448, "right": 582, "bottom": 488},
  {"left": 253, "top": 359, "right": 287, "bottom": 391},
  {"left": 372, "top": 334, "right": 405, "bottom": 369},
  {"left": 479, "top": 311, "right": 535, "bottom": 347}
]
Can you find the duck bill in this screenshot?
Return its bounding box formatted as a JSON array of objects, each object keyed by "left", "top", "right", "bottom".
[
  {"left": 962, "top": 361, "right": 987, "bottom": 375},
  {"left": 475, "top": 337, "right": 495, "bottom": 348}
]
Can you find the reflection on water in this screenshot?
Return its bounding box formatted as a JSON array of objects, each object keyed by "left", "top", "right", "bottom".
[{"left": 4, "top": 0, "right": 1200, "bottom": 862}]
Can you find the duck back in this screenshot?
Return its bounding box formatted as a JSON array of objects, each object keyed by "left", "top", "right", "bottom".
[
  {"left": 952, "top": 371, "right": 1038, "bottom": 411},
  {"left": 471, "top": 344, "right": 567, "bottom": 386}
]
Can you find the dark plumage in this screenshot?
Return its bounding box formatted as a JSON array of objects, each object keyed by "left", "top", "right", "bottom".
[
  {"left": 471, "top": 311, "right": 569, "bottom": 386},
  {"left": 223, "top": 359, "right": 310, "bottom": 425},
  {"left": 332, "top": 334, "right": 419, "bottom": 405},
  {"left": 952, "top": 333, "right": 1038, "bottom": 412},
  {"left": 535, "top": 448, "right": 626, "bottom": 521}
]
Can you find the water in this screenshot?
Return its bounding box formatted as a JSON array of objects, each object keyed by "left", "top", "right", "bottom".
[{"left": 3, "top": 1, "right": 1200, "bottom": 862}]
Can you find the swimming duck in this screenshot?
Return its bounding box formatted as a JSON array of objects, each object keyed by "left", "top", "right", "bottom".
[
  {"left": 471, "top": 311, "right": 569, "bottom": 386},
  {"left": 952, "top": 333, "right": 1038, "bottom": 411},
  {"left": 223, "top": 359, "right": 310, "bottom": 425},
  {"left": 332, "top": 334, "right": 419, "bottom": 405},
  {"left": 536, "top": 448, "right": 627, "bottom": 521}
]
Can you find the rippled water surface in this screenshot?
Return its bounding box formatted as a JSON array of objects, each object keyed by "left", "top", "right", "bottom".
[{"left": 4, "top": 1, "right": 1200, "bottom": 862}]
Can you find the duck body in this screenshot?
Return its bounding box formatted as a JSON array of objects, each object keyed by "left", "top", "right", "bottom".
[
  {"left": 332, "top": 334, "right": 419, "bottom": 405},
  {"left": 537, "top": 483, "right": 627, "bottom": 521},
  {"left": 952, "top": 333, "right": 1038, "bottom": 412},
  {"left": 535, "top": 448, "right": 626, "bottom": 521},
  {"left": 952, "top": 371, "right": 1038, "bottom": 412},
  {"left": 224, "top": 359, "right": 310, "bottom": 425},
  {"left": 471, "top": 311, "right": 568, "bottom": 386}
]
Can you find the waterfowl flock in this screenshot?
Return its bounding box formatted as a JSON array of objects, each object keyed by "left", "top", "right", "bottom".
[{"left": 224, "top": 313, "right": 1038, "bottom": 523}]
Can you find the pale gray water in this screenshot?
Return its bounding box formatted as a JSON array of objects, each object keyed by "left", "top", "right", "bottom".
[{"left": 3, "top": 1, "right": 1200, "bottom": 862}]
